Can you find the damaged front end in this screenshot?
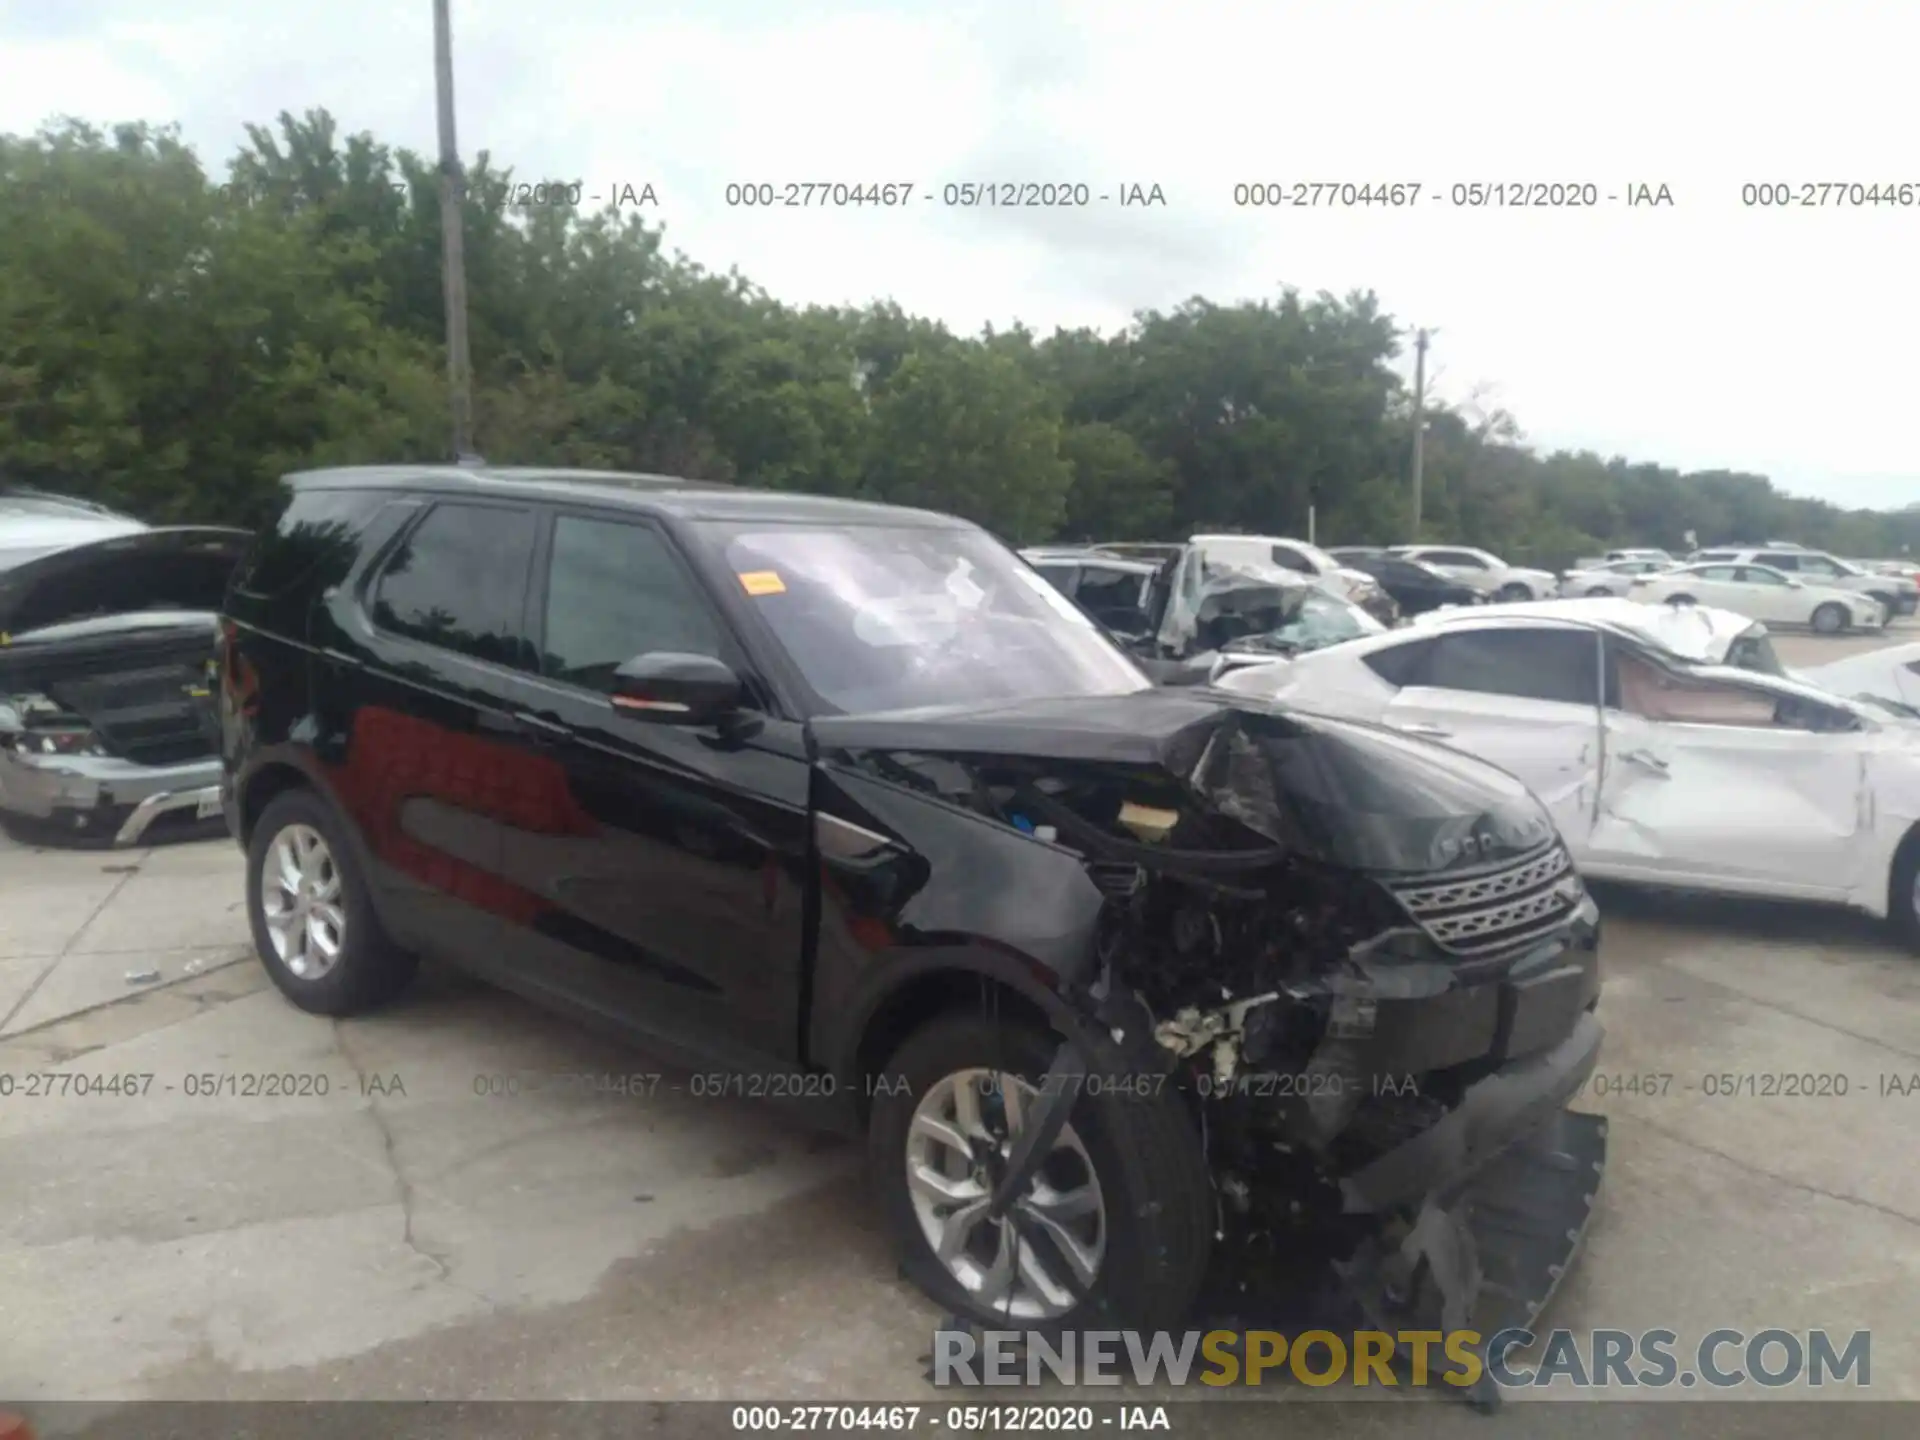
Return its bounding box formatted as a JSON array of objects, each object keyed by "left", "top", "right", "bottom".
[
  {"left": 820, "top": 689, "right": 1605, "bottom": 1397},
  {"left": 0, "top": 526, "right": 249, "bottom": 843}
]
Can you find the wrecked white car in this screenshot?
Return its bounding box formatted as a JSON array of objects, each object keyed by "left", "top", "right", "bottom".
[
  {"left": 1218, "top": 605, "right": 1920, "bottom": 944},
  {"left": 1023, "top": 544, "right": 1385, "bottom": 685}
]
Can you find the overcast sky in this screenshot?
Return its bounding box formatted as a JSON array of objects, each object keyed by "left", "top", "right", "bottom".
[{"left": 3, "top": 0, "right": 1914, "bottom": 510}]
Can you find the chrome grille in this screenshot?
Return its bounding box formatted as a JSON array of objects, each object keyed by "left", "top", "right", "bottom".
[{"left": 1388, "top": 844, "right": 1583, "bottom": 956}]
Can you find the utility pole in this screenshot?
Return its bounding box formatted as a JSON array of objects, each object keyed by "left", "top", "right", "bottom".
[
  {"left": 433, "top": 0, "right": 475, "bottom": 459},
  {"left": 1409, "top": 327, "right": 1429, "bottom": 541}
]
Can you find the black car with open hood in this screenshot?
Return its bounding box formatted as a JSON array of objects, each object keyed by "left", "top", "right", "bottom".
[
  {"left": 221, "top": 466, "right": 1606, "bottom": 1398},
  {"left": 0, "top": 514, "right": 251, "bottom": 844}
]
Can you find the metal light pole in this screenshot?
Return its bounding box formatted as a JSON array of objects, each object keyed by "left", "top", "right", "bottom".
[
  {"left": 1409, "top": 327, "right": 1430, "bottom": 541},
  {"left": 433, "top": 0, "right": 475, "bottom": 459}
]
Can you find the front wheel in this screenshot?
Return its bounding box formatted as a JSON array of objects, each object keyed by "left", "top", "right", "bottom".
[
  {"left": 1495, "top": 582, "right": 1531, "bottom": 603},
  {"left": 869, "top": 1015, "right": 1213, "bottom": 1334},
  {"left": 1665, "top": 593, "right": 1697, "bottom": 608},
  {"left": 1585, "top": 586, "right": 1613, "bottom": 598},
  {"left": 1810, "top": 602, "right": 1848, "bottom": 635}
]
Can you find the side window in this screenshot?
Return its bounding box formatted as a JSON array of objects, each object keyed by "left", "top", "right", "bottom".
[
  {"left": 1431, "top": 549, "right": 1488, "bottom": 569},
  {"left": 1694, "top": 552, "right": 1736, "bottom": 563},
  {"left": 1694, "top": 565, "right": 1741, "bottom": 582},
  {"left": 1736, "top": 566, "right": 1788, "bottom": 586},
  {"left": 1362, "top": 637, "right": 1434, "bottom": 688},
  {"left": 1425, "top": 629, "right": 1599, "bottom": 705},
  {"left": 1075, "top": 565, "right": 1150, "bottom": 623},
  {"left": 370, "top": 503, "right": 537, "bottom": 668},
  {"left": 1756, "top": 552, "right": 1800, "bottom": 571},
  {"left": 539, "top": 515, "right": 725, "bottom": 694},
  {"left": 1613, "top": 651, "right": 1792, "bottom": 728},
  {"left": 1030, "top": 563, "right": 1079, "bottom": 593},
  {"left": 1269, "top": 545, "right": 1315, "bottom": 574},
  {"left": 1797, "top": 556, "right": 1842, "bottom": 577}
]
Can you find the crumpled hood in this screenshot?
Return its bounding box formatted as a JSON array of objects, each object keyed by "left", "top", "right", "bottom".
[
  {"left": 0, "top": 526, "right": 252, "bottom": 637},
  {"left": 810, "top": 686, "right": 1558, "bottom": 876}
]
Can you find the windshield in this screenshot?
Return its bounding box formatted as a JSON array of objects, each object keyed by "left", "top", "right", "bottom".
[
  {"left": 708, "top": 523, "right": 1151, "bottom": 714},
  {"left": 1222, "top": 589, "right": 1379, "bottom": 655}
]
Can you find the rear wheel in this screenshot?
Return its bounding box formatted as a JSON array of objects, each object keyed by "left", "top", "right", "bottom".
[
  {"left": 1585, "top": 586, "right": 1613, "bottom": 598},
  {"left": 246, "top": 789, "right": 417, "bottom": 1014},
  {"left": 1811, "top": 602, "right": 1848, "bottom": 635},
  {"left": 1890, "top": 841, "right": 1920, "bottom": 953},
  {"left": 1666, "top": 593, "right": 1696, "bottom": 608},
  {"left": 1495, "top": 582, "right": 1531, "bottom": 602},
  {"left": 869, "top": 1014, "right": 1213, "bottom": 1333}
]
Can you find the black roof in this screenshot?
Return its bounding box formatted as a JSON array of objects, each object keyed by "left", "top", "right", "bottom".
[{"left": 283, "top": 465, "right": 971, "bottom": 529}]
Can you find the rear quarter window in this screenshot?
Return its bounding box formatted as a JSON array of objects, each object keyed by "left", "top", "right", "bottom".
[
  {"left": 1361, "top": 637, "right": 1433, "bottom": 687},
  {"left": 231, "top": 487, "right": 392, "bottom": 601}
]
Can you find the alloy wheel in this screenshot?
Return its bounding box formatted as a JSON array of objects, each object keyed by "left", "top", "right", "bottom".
[
  {"left": 904, "top": 1067, "right": 1108, "bottom": 1320},
  {"left": 260, "top": 823, "right": 347, "bottom": 979}
]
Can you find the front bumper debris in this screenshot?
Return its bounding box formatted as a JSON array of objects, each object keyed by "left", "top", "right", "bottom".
[
  {"left": 1337, "top": 1108, "right": 1609, "bottom": 1409},
  {"left": 1340, "top": 1011, "right": 1602, "bottom": 1214},
  {"left": 0, "top": 750, "right": 223, "bottom": 845}
]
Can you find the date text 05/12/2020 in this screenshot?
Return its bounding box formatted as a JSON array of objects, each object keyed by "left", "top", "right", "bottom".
[{"left": 721, "top": 182, "right": 1168, "bottom": 207}]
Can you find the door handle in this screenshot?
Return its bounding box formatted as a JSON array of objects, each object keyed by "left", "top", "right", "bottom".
[
  {"left": 1394, "top": 722, "right": 1452, "bottom": 738},
  {"left": 1621, "top": 749, "right": 1670, "bottom": 775}
]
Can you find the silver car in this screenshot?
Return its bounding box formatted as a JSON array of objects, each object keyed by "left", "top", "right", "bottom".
[
  {"left": 1557, "top": 556, "right": 1677, "bottom": 598},
  {"left": 0, "top": 489, "right": 249, "bottom": 845}
]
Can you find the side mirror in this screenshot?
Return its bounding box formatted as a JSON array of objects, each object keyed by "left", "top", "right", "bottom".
[{"left": 610, "top": 652, "right": 741, "bottom": 724}]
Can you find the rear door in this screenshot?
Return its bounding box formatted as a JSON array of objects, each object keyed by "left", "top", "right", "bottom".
[
  {"left": 1376, "top": 624, "right": 1605, "bottom": 849},
  {"left": 484, "top": 507, "right": 813, "bottom": 1061},
  {"left": 315, "top": 498, "right": 541, "bottom": 961},
  {"left": 1589, "top": 645, "right": 1866, "bottom": 896}
]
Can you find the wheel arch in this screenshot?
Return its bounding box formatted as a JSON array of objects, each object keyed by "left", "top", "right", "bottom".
[
  {"left": 834, "top": 947, "right": 1102, "bottom": 1125},
  {"left": 234, "top": 747, "right": 403, "bottom": 938}
]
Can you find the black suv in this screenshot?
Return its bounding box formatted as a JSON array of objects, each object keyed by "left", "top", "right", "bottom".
[{"left": 220, "top": 466, "right": 1606, "bottom": 1346}]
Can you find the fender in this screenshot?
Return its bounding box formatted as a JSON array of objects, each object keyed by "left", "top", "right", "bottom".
[{"left": 822, "top": 941, "right": 1115, "bottom": 1096}]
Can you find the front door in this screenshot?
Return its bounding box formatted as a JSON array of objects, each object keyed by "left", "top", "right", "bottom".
[
  {"left": 1378, "top": 625, "right": 1604, "bottom": 851},
  {"left": 486, "top": 509, "right": 812, "bottom": 1061},
  {"left": 1588, "top": 649, "right": 1866, "bottom": 896}
]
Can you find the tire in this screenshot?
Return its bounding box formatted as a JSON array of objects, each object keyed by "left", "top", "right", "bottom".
[
  {"left": 1810, "top": 602, "right": 1847, "bottom": 635},
  {"left": 869, "top": 1014, "right": 1213, "bottom": 1335},
  {"left": 1891, "top": 841, "right": 1920, "bottom": 953},
  {"left": 1666, "top": 593, "right": 1696, "bottom": 608},
  {"left": 1585, "top": 586, "right": 1613, "bottom": 598},
  {"left": 245, "top": 788, "right": 417, "bottom": 1015},
  {"left": 1495, "top": 582, "right": 1531, "bottom": 603}
]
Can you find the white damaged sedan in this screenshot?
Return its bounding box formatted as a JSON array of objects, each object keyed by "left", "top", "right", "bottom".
[{"left": 1217, "top": 602, "right": 1920, "bottom": 945}]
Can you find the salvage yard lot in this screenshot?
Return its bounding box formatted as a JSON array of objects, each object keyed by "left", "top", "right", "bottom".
[{"left": 3, "top": 625, "right": 1920, "bottom": 1420}]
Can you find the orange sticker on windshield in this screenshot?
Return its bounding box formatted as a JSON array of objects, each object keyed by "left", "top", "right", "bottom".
[{"left": 738, "top": 570, "right": 786, "bottom": 596}]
